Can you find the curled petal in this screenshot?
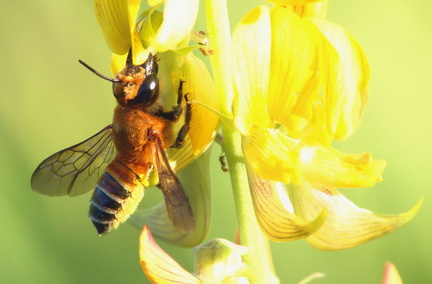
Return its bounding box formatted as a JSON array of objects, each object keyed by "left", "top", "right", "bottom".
[
  {"left": 129, "top": 150, "right": 212, "bottom": 247},
  {"left": 243, "top": 128, "right": 300, "bottom": 184},
  {"left": 138, "top": 9, "right": 164, "bottom": 50},
  {"left": 94, "top": 0, "right": 141, "bottom": 54},
  {"left": 150, "top": 0, "right": 199, "bottom": 52},
  {"left": 311, "top": 19, "right": 370, "bottom": 140},
  {"left": 139, "top": 225, "right": 200, "bottom": 283},
  {"left": 300, "top": 146, "right": 386, "bottom": 188},
  {"left": 232, "top": 5, "right": 273, "bottom": 134},
  {"left": 268, "top": 7, "right": 338, "bottom": 143},
  {"left": 248, "top": 169, "right": 326, "bottom": 241},
  {"left": 288, "top": 181, "right": 423, "bottom": 250}
]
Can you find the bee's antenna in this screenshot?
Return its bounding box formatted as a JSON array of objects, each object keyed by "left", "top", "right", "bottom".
[
  {"left": 78, "top": 60, "right": 119, "bottom": 83},
  {"left": 125, "top": 48, "right": 133, "bottom": 68}
]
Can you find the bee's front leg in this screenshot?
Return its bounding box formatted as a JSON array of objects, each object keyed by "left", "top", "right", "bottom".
[
  {"left": 157, "top": 80, "right": 191, "bottom": 149},
  {"left": 158, "top": 80, "right": 186, "bottom": 121},
  {"left": 173, "top": 91, "right": 191, "bottom": 148}
]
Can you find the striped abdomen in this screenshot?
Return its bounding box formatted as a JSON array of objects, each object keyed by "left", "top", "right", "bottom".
[{"left": 89, "top": 160, "right": 145, "bottom": 234}]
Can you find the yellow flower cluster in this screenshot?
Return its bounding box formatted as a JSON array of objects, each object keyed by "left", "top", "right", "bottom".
[{"left": 232, "top": 3, "right": 421, "bottom": 249}]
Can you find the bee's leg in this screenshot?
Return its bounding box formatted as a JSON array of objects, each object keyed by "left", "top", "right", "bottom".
[
  {"left": 173, "top": 92, "right": 191, "bottom": 148},
  {"left": 158, "top": 80, "right": 186, "bottom": 121},
  {"left": 157, "top": 80, "right": 191, "bottom": 149}
]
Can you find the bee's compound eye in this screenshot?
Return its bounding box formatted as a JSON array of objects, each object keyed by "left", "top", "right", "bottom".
[{"left": 133, "top": 74, "right": 159, "bottom": 106}]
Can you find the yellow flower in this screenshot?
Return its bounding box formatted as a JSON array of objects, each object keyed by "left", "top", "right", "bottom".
[
  {"left": 93, "top": 0, "right": 219, "bottom": 246},
  {"left": 232, "top": 5, "right": 422, "bottom": 249}
]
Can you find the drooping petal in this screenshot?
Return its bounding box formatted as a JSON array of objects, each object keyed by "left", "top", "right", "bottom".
[
  {"left": 288, "top": 181, "right": 423, "bottom": 250},
  {"left": 381, "top": 262, "right": 403, "bottom": 284},
  {"left": 311, "top": 19, "right": 370, "bottom": 141},
  {"left": 94, "top": 0, "right": 141, "bottom": 55},
  {"left": 139, "top": 225, "right": 200, "bottom": 283},
  {"left": 232, "top": 5, "right": 273, "bottom": 134},
  {"left": 300, "top": 145, "right": 386, "bottom": 188},
  {"left": 268, "top": 7, "right": 338, "bottom": 144},
  {"left": 248, "top": 169, "right": 326, "bottom": 241},
  {"left": 243, "top": 128, "right": 301, "bottom": 184},
  {"left": 149, "top": 0, "right": 199, "bottom": 52},
  {"left": 129, "top": 150, "right": 212, "bottom": 247}
]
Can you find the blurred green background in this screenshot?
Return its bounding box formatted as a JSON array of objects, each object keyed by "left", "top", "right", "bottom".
[{"left": 1, "top": 1, "right": 431, "bottom": 283}]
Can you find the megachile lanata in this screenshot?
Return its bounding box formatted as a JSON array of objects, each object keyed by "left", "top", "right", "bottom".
[{"left": 31, "top": 51, "right": 195, "bottom": 235}]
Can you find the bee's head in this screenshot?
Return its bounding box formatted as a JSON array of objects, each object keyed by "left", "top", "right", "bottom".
[{"left": 79, "top": 51, "right": 160, "bottom": 107}]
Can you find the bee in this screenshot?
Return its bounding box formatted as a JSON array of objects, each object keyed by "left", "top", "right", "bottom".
[{"left": 31, "top": 51, "right": 195, "bottom": 235}]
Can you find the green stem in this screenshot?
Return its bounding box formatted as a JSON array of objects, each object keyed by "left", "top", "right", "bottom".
[{"left": 204, "top": 1, "right": 278, "bottom": 283}]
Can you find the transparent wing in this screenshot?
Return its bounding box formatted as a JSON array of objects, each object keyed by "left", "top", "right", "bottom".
[
  {"left": 154, "top": 136, "right": 195, "bottom": 232},
  {"left": 31, "top": 125, "right": 116, "bottom": 197}
]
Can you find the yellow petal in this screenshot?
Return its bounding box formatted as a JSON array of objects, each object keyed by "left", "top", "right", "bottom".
[
  {"left": 268, "top": 7, "right": 338, "bottom": 143},
  {"left": 288, "top": 181, "right": 423, "bottom": 250},
  {"left": 150, "top": 0, "right": 199, "bottom": 52},
  {"left": 266, "top": 0, "right": 323, "bottom": 5},
  {"left": 232, "top": 5, "right": 273, "bottom": 134},
  {"left": 110, "top": 53, "right": 125, "bottom": 75},
  {"left": 311, "top": 19, "right": 370, "bottom": 140},
  {"left": 110, "top": 51, "right": 150, "bottom": 76},
  {"left": 381, "top": 262, "right": 403, "bottom": 284},
  {"left": 243, "top": 128, "right": 301, "bottom": 184},
  {"left": 285, "top": 1, "right": 328, "bottom": 18},
  {"left": 139, "top": 225, "right": 200, "bottom": 283},
  {"left": 300, "top": 145, "right": 386, "bottom": 188},
  {"left": 94, "top": 0, "right": 141, "bottom": 54},
  {"left": 129, "top": 150, "right": 212, "bottom": 247},
  {"left": 248, "top": 169, "right": 326, "bottom": 241},
  {"left": 147, "top": 0, "right": 163, "bottom": 6}
]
